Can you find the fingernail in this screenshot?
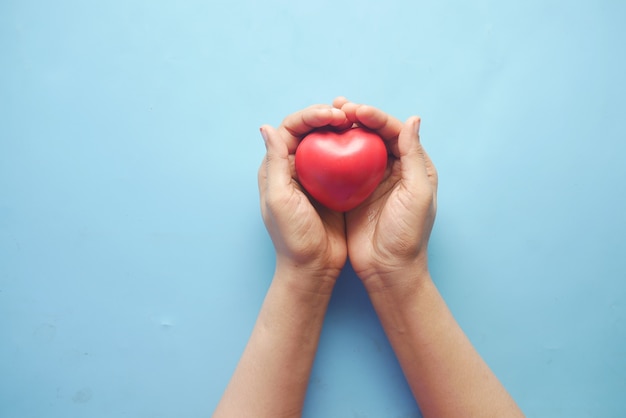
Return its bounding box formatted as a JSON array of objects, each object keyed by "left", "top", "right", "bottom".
[
  {"left": 415, "top": 117, "right": 421, "bottom": 135},
  {"left": 259, "top": 127, "right": 268, "bottom": 146}
]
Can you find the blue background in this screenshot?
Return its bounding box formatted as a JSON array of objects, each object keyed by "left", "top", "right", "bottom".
[{"left": 1, "top": 0, "right": 625, "bottom": 417}]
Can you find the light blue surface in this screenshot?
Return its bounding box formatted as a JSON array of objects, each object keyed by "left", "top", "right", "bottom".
[{"left": 1, "top": 0, "right": 625, "bottom": 417}]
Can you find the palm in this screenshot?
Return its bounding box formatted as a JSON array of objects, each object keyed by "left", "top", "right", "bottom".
[
  {"left": 259, "top": 104, "right": 352, "bottom": 278},
  {"left": 347, "top": 160, "right": 427, "bottom": 278},
  {"left": 333, "top": 97, "right": 437, "bottom": 281},
  {"left": 275, "top": 183, "right": 347, "bottom": 273}
]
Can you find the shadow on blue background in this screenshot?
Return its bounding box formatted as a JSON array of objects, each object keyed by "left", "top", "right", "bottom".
[{"left": 308, "top": 262, "right": 420, "bottom": 417}]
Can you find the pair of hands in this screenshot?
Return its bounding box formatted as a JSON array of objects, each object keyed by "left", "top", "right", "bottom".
[
  {"left": 258, "top": 97, "right": 438, "bottom": 294},
  {"left": 218, "top": 101, "right": 523, "bottom": 418}
]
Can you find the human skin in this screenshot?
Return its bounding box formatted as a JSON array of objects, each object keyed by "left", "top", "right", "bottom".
[
  {"left": 213, "top": 98, "right": 524, "bottom": 417},
  {"left": 212, "top": 105, "right": 350, "bottom": 417},
  {"left": 335, "top": 97, "right": 525, "bottom": 417}
]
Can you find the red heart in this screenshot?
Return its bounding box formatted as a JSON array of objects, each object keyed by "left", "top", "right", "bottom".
[{"left": 295, "top": 127, "right": 387, "bottom": 212}]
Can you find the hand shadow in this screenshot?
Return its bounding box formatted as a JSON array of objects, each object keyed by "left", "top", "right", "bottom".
[{"left": 303, "top": 261, "right": 422, "bottom": 418}]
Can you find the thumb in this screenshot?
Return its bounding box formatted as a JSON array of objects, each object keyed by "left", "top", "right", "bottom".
[
  {"left": 399, "top": 117, "right": 428, "bottom": 185},
  {"left": 260, "top": 125, "right": 293, "bottom": 195}
]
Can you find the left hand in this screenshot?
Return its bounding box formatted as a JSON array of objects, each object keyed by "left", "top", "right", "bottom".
[{"left": 258, "top": 104, "right": 351, "bottom": 291}]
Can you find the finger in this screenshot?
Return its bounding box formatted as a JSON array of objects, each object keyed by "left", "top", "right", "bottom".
[
  {"left": 421, "top": 144, "right": 438, "bottom": 194},
  {"left": 423, "top": 147, "right": 438, "bottom": 212},
  {"left": 354, "top": 105, "right": 404, "bottom": 143},
  {"left": 279, "top": 106, "right": 348, "bottom": 153},
  {"left": 260, "top": 125, "right": 293, "bottom": 201},
  {"left": 331, "top": 97, "right": 354, "bottom": 129},
  {"left": 258, "top": 156, "right": 268, "bottom": 218},
  {"left": 258, "top": 129, "right": 270, "bottom": 213},
  {"left": 340, "top": 101, "right": 360, "bottom": 124},
  {"left": 281, "top": 106, "right": 347, "bottom": 136},
  {"left": 338, "top": 102, "right": 405, "bottom": 158},
  {"left": 398, "top": 117, "right": 436, "bottom": 190},
  {"left": 332, "top": 96, "right": 350, "bottom": 109}
]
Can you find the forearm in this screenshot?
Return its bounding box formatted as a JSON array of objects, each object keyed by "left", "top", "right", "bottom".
[
  {"left": 366, "top": 272, "right": 523, "bottom": 418},
  {"left": 213, "top": 269, "right": 334, "bottom": 418}
]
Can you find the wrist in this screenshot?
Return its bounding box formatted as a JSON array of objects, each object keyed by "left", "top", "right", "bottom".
[
  {"left": 360, "top": 257, "right": 431, "bottom": 299},
  {"left": 273, "top": 258, "right": 342, "bottom": 297}
]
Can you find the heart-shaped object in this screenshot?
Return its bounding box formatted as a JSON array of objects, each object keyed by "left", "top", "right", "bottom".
[{"left": 295, "top": 127, "right": 387, "bottom": 212}]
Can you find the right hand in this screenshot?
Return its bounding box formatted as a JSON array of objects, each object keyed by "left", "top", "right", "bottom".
[{"left": 334, "top": 97, "right": 438, "bottom": 292}]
